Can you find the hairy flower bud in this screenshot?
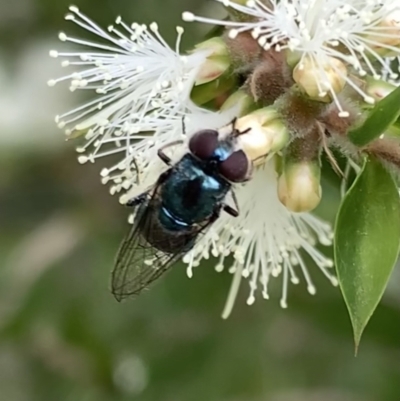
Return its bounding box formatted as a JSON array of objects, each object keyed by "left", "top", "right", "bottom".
[
  {"left": 293, "top": 56, "right": 347, "bottom": 103},
  {"left": 250, "top": 51, "right": 294, "bottom": 104},
  {"left": 234, "top": 107, "right": 289, "bottom": 164},
  {"left": 278, "top": 160, "right": 322, "bottom": 213},
  {"left": 277, "top": 130, "right": 322, "bottom": 212},
  {"left": 224, "top": 31, "right": 263, "bottom": 70},
  {"left": 194, "top": 37, "right": 231, "bottom": 85}
]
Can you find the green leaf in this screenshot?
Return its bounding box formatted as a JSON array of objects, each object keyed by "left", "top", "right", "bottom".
[
  {"left": 334, "top": 156, "right": 400, "bottom": 351},
  {"left": 348, "top": 85, "right": 400, "bottom": 147},
  {"left": 386, "top": 122, "right": 400, "bottom": 138},
  {"left": 190, "top": 73, "right": 236, "bottom": 106}
]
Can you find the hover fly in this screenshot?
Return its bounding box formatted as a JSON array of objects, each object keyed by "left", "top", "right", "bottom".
[{"left": 111, "top": 119, "right": 253, "bottom": 301}]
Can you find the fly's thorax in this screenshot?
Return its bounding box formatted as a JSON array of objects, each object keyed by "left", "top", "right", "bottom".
[{"left": 160, "top": 154, "right": 230, "bottom": 224}]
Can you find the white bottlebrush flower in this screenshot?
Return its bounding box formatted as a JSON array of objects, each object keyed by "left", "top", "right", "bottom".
[
  {"left": 48, "top": 6, "right": 210, "bottom": 171},
  {"left": 182, "top": 159, "right": 336, "bottom": 318},
  {"left": 50, "top": 7, "right": 336, "bottom": 316},
  {"left": 111, "top": 104, "right": 336, "bottom": 317},
  {"left": 89, "top": 97, "right": 336, "bottom": 316},
  {"left": 183, "top": 0, "right": 400, "bottom": 115}
]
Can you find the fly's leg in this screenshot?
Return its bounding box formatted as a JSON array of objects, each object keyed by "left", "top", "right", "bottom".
[
  {"left": 181, "top": 116, "right": 186, "bottom": 136},
  {"left": 223, "top": 205, "right": 238, "bottom": 217},
  {"left": 230, "top": 117, "right": 251, "bottom": 137},
  {"left": 222, "top": 190, "right": 240, "bottom": 217},
  {"left": 209, "top": 207, "right": 221, "bottom": 223},
  {"left": 157, "top": 140, "right": 184, "bottom": 165},
  {"left": 126, "top": 193, "right": 148, "bottom": 207},
  {"left": 223, "top": 204, "right": 239, "bottom": 217}
]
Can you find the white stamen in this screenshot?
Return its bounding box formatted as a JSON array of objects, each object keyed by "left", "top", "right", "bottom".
[{"left": 51, "top": 9, "right": 210, "bottom": 183}]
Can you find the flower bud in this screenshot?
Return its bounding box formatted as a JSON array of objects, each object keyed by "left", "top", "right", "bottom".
[
  {"left": 277, "top": 130, "right": 322, "bottom": 213},
  {"left": 364, "top": 9, "right": 400, "bottom": 54},
  {"left": 194, "top": 37, "right": 231, "bottom": 85},
  {"left": 278, "top": 160, "right": 322, "bottom": 213},
  {"left": 293, "top": 55, "right": 347, "bottom": 102},
  {"left": 365, "top": 76, "right": 397, "bottom": 102},
  {"left": 221, "top": 90, "right": 256, "bottom": 116},
  {"left": 285, "top": 50, "right": 302, "bottom": 69},
  {"left": 234, "top": 107, "right": 289, "bottom": 165}
]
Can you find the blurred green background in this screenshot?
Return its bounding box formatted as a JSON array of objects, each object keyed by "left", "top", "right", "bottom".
[{"left": 0, "top": 0, "right": 399, "bottom": 400}]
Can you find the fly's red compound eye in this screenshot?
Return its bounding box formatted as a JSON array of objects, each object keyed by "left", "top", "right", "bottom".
[
  {"left": 219, "top": 150, "right": 250, "bottom": 182},
  {"left": 188, "top": 130, "right": 219, "bottom": 159}
]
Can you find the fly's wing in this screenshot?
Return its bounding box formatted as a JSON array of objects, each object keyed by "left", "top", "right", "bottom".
[{"left": 111, "top": 189, "right": 217, "bottom": 301}]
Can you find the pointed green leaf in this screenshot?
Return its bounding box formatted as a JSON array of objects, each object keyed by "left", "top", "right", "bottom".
[
  {"left": 348, "top": 85, "right": 400, "bottom": 147},
  {"left": 334, "top": 156, "right": 400, "bottom": 350},
  {"left": 386, "top": 123, "right": 400, "bottom": 138},
  {"left": 190, "top": 76, "right": 236, "bottom": 106}
]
